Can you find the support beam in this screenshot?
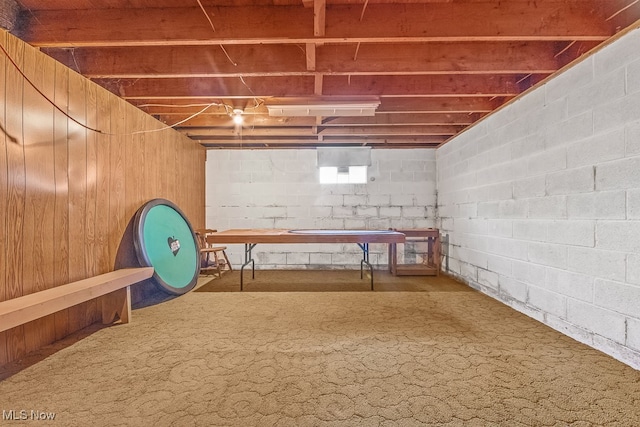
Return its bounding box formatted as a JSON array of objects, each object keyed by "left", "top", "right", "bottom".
[
  {"left": 314, "top": 0, "right": 326, "bottom": 37},
  {"left": 165, "top": 112, "right": 481, "bottom": 128},
  {"left": 0, "top": 0, "right": 21, "bottom": 31},
  {"left": 96, "top": 74, "right": 529, "bottom": 99},
  {"left": 42, "top": 42, "right": 561, "bottom": 78},
  {"left": 17, "top": 3, "right": 613, "bottom": 48},
  {"left": 182, "top": 125, "right": 463, "bottom": 138}
]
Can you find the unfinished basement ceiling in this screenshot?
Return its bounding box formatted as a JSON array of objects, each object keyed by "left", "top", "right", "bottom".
[{"left": 10, "top": 0, "right": 640, "bottom": 149}]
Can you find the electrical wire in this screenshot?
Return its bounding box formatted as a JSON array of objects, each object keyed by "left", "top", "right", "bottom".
[
  {"left": 360, "top": 0, "right": 370, "bottom": 21},
  {"left": 129, "top": 103, "right": 220, "bottom": 134},
  {"left": 606, "top": 0, "right": 639, "bottom": 21},
  {"left": 195, "top": 0, "right": 238, "bottom": 67},
  {"left": 0, "top": 41, "right": 221, "bottom": 136},
  {"left": 196, "top": 0, "right": 216, "bottom": 32},
  {"left": 3, "top": 2, "right": 263, "bottom": 137},
  {"left": 0, "top": 42, "right": 105, "bottom": 134},
  {"left": 137, "top": 102, "right": 224, "bottom": 109}
]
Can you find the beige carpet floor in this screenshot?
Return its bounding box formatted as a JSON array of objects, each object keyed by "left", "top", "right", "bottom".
[{"left": 1, "top": 270, "right": 639, "bottom": 426}]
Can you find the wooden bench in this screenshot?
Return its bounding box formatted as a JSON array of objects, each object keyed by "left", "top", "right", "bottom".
[{"left": 0, "top": 267, "right": 154, "bottom": 333}]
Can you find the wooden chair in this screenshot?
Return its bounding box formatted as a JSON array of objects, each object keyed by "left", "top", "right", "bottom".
[{"left": 194, "top": 229, "right": 232, "bottom": 277}]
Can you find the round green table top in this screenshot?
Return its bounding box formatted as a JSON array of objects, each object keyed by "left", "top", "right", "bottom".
[{"left": 133, "top": 199, "right": 199, "bottom": 295}]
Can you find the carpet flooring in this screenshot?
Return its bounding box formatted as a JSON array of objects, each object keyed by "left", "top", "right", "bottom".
[{"left": 0, "top": 270, "right": 639, "bottom": 426}]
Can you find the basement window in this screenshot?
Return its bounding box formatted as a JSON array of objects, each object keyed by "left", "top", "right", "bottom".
[
  {"left": 319, "top": 166, "right": 368, "bottom": 184},
  {"left": 317, "top": 147, "right": 371, "bottom": 184}
]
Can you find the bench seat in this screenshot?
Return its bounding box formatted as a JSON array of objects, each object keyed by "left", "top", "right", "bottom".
[{"left": 0, "top": 267, "right": 154, "bottom": 333}]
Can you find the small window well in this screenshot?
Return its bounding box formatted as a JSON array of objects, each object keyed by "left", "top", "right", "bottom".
[
  {"left": 319, "top": 166, "right": 367, "bottom": 184},
  {"left": 317, "top": 147, "right": 371, "bottom": 184}
]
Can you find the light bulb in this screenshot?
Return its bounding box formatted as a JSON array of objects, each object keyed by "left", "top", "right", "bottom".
[{"left": 232, "top": 109, "right": 244, "bottom": 125}]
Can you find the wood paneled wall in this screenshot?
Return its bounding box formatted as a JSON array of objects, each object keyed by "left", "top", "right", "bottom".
[{"left": 0, "top": 32, "right": 206, "bottom": 367}]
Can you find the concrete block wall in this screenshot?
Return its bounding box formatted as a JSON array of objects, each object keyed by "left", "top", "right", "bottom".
[
  {"left": 205, "top": 149, "right": 436, "bottom": 269},
  {"left": 436, "top": 27, "right": 640, "bottom": 368}
]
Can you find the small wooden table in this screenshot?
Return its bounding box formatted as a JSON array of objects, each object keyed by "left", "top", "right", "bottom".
[
  {"left": 388, "top": 228, "right": 441, "bottom": 276},
  {"left": 207, "top": 228, "right": 406, "bottom": 290}
]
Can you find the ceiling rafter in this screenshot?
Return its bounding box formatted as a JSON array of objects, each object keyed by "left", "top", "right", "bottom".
[
  {"left": 8, "top": 0, "right": 639, "bottom": 149},
  {"left": 17, "top": 3, "right": 614, "bottom": 48}
]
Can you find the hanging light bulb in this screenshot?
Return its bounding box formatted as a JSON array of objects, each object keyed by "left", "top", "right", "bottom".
[{"left": 232, "top": 109, "right": 244, "bottom": 125}]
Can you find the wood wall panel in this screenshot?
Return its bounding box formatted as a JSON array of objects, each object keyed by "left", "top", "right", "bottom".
[
  {"left": 146, "top": 119, "right": 157, "bottom": 199},
  {"left": 53, "top": 61, "right": 70, "bottom": 341},
  {"left": 5, "top": 32, "right": 26, "bottom": 362},
  {"left": 159, "top": 125, "right": 168, "bottom": 196},
  {"left": 0, "top": 30, "right": 7, "bottom": 365},
  {"left": 21, "top": 35, "right": 57, "bottom": 353},
  {"left": 84, "top": 81, "right": 99, "bottom": 325},
  {"left": 85, "top": 83, "right": 98, "bottom": 279},
  {"left": 0, "top": 33, "right": 206, "bottom": 367},
  {"left": 95, "top": 88, "right": 111, "bottom": 274},
  {"left": 67, "top": 72, "right": 89, "bottom": 332},
  {"left": 125, "top": 104, "right": 143, "bottom": 218},
  {"left": 163, "top": 127, "right": 177, "bottom": 202},
  {"left": 108, "top": 93, "right": 126, "bottom": 269}
]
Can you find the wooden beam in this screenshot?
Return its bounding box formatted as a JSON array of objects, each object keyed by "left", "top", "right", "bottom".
[
  {"left": 196, "top": 135, "right": 449, "bottom": 146},
  {"left": 314, "top": 0, "right": 326, "bottom": 37},
  {"left": 95, "top": 76, "right": 316, "bottom": 98},
  {"left": 165, "top": 112, "right": 480, "bottom": 127},
  {"left": 321, "top": 113, "right": 482, "bottom": 126},
  {"left": 605, "top": 0, "right": 640, "bottom": 31},
  {"left": 329, "top": 2, "right": 612, "bottom": 40},
  {"left": 314, "top": 73, "right": 323, "bottom": 95},
  {"left": 316, "top": 42, "right": 560, "bottom": 74},
  {"left": 95, "top": 74, "right": 527, "bottom": 98},
  {"left": 0, "top": 0, "right": 21, "bottom": 31},
  {"left": 181, "top": 124, "right": 462, "bottom": 138},
  {"left": 195, "top": 137, "right": 452, "bottom": 144},
  {"left": 378, "top": 97, "right": 505, "bottom": 112},
  {"left": 318, "top": 125, "right": 463, "bottom": 136},
  {"left": 321, "top": 74, "right": 526, "bottom": 97},
  {"left": 133, "top": 96, "right": 501, "bottom": 114},
  {"left": 42, "top": 41, "right": 561, "bottom": 78},
  {"left": 305, "top": 43, "right": 316, "bottom": 71},
  {"left": 553, "top": 40, "right": 602, "bottom": 68},
  {"left": 18, "top": 3, "right": 613, "bottom": 48},
  {"left": 199, "top": 143, "right": 446, "bottom": 150}
]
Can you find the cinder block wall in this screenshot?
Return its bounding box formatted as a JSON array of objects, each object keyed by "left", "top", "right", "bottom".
[
  {"left": 205, "top": 149, "right": 436, "bottom": 268},
  {"left": 436, "top": 27, "right": 640, "bottom": 368}
]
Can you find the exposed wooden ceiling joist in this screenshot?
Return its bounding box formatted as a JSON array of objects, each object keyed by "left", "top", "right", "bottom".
[
  {"left": 41, "top": 42, "right": 562, "bottom": 78},
  {"left": 7, "top": 0, "right": 640, "bottom": 149},
  {"left": 16, "top": 3, "right": 613, "bottom": 47}
]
